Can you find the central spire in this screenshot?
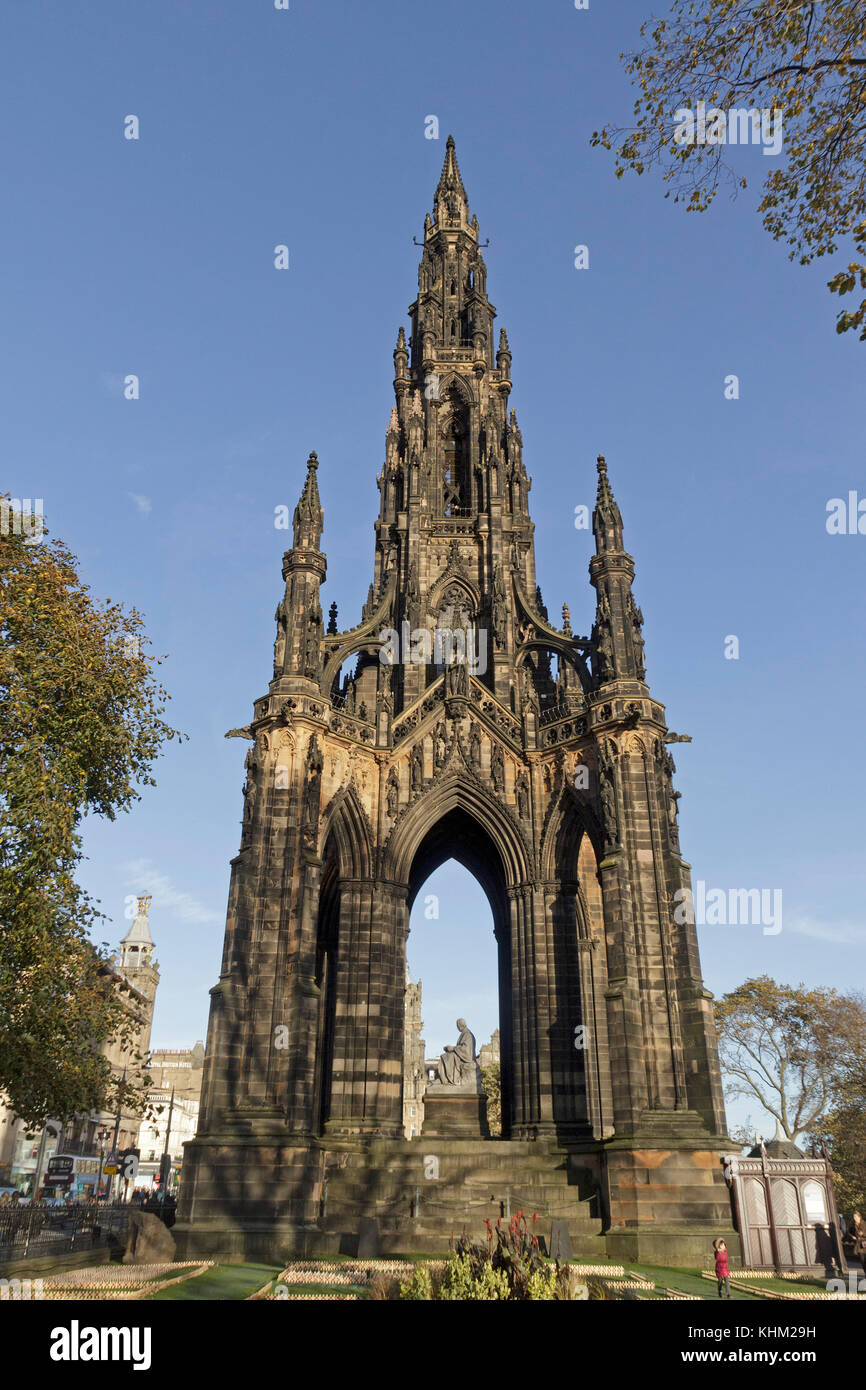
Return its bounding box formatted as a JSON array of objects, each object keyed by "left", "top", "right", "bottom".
[{"left": 432, "top": 134, "right": 471, "bottom": 232}]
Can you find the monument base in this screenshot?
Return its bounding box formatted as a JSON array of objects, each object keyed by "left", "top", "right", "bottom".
[
  {"left": 174, "top": 1131, "right": 739, "bottom": 1265},
  {"left": 421, "top": 1089, "right": 489, "bottom": 1139}
]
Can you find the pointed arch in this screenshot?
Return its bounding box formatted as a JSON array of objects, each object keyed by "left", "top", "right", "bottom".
[
  {"left": 320, "top": 782, "right": 374, "bottom": 879},
  {"left": 384, "top": 771, "right": 532, "bottom": 891}
]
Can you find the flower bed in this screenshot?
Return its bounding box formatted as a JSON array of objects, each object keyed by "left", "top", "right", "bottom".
[{"left": 40, "top": 1262, "right": 214, "bottom": 1300}]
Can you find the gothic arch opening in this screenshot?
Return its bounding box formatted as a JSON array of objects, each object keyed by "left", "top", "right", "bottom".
[
  {"left": 407, "top": 861, "right": 499, "bottom": 1134},
  {"left": 406, "top": 807, "right": 514, "bottom": 1137},
  {"left": 438, "top": 385, "right": 471, "bottom": 515}
]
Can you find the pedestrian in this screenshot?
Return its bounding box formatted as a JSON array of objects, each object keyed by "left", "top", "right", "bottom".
[
  {"left": 713, "top": 1237, "right": 731, "bottom": 1298},
  {"left": 851, "top": 1211, "right": 866, "bottom": 1272}
]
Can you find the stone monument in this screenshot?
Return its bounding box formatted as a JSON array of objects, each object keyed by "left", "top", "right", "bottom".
[
  {"left": 177, "top": 138, "right": 739, "bottom": 1266},
  {"left": 422, "top": 1018, "right": 488, "bottom": 1138}
]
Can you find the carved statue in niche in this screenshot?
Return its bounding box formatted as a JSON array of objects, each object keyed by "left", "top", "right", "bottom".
[
  {"left": 491, "top": 741, "right": 505, "bottom": 793},
  {"left": 492, "top": 562, "right": 507, "bottom": 646},
  {"left": 434, "top": 724, "right": 447, "bottom": 769},
  {"left": 378, "top": 663, "right": 394, "bottom": 714},
  {"left": 627, "top": 591, "right": 646, "bottom": 680},
  {"left": 598, "top": 629, "right": 614, "bottom": 681},
  {"left": 598, "top": 747, "right": 618, "bottom": 845},
  {"left": 303, "top": 608, "right": 322, "bottom": 681},
  {"left": 302, "top": 735, "right": 324, "bottom": 843},
  {"left": 406, "top": 562, "right": 421, "bottom": 627},
  {"left": 386, "top": 768, "right": 399, "bottom": 818},
  {"left": 657, "top": 743, "right": 680, "bottom": 846},
  {"left": 521, "top": 669, "right": 539, "bottom": 714},
  {"left": 410, "top": 743, "right": 424, "bottom": 793},
  {"left": 469, "top": 723, "right": 482, "bottom": 769},
  {"left": 446, "top": 657, "right": 469, "bottom": 697},
  {"left": 273, "top": 597, "right": 287, "bottom": 675},
  {"left": 516, "top": 773, "right": 530, "bottom": 821},
  {"left": 242, "top": 746, "right": 257, "bottom": 829}
]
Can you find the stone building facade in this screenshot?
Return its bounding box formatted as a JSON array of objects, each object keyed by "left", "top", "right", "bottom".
[
  {"left": 177, "top": 140, "right": 737, "bottom": 1264},
  {"left": 137, "top": 1042, "right": 205, "bottom": 1191},
  {"left": 0, "top": 898, "right": 159, "bottom": 1192}
]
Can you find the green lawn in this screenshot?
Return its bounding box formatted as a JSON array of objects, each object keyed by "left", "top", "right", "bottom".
[
  {"left": 138, "top": 1255, "right": 831, "bottom": 1301},
  {"left": 621, "top": 1263, "right": 761, "bottom": 1300},
  {"left": 148, "top": 1263, "right": 281, "bottom": 1301}
]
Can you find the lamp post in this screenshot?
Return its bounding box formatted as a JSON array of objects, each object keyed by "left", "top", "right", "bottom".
[
  {"left": 104, "top": 1065, "right": 127, "bottom": 1203},
  {"left": 96, "top": 1126, "right": 111, "bottom": 1199},
  {"left": 159, "top": 1087, "right": 175, "bottom": 1206}
]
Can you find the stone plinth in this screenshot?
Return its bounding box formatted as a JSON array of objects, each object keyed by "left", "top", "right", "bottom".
[{"left": 421, "top": 1089, "right": 489, "bottom": 1139}]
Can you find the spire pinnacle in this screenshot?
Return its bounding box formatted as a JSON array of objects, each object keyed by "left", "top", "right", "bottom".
[
  {"left": 433, "top": 135, "right": 470, "bottom": 229},
  {"left": 293, "top": 451, "right": 324, "bottom": 550},
  {"left": 593, "top": 454, "right": 623, "bottom": 553}
]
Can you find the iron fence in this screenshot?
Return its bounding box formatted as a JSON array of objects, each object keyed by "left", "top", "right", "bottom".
[{"left": 0, "top": 1202, "right": 133, "bottom": 1264}]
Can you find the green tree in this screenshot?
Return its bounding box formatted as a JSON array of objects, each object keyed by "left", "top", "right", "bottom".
[
  {"left": 481, "top": 1062, "right": 501, "bottom": 1137},
  {"left": 812, "top": 1059, "right": 866, "bottom": 1215},
  {"left": 591, "top": 1, "right": 866, "bottom": 338},
  {"left": 714, "top": 976, "right": 865, "bottom": 1140},
  {"left": 0, "top": 509, "right": 183, "bottom": 1127}
]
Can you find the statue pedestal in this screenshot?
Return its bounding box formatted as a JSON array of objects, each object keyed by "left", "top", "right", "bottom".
[{"left": 421, "top": 1088, "right": 489, "bottom": 1139}]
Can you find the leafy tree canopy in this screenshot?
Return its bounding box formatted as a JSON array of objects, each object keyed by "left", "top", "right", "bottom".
[
  {"left": 592, "top": 1, "right": 866, "bottom": 338},
  {"left": 715, "top": 974, "right": 865, "bottom": 1140},
  {"left": 0, "top": 509, "right": 184, "bottom": 1127}
]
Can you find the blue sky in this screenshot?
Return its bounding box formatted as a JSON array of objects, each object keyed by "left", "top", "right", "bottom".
[{"left": 4, "top": 1, "right": 863, "bottom": 1141}]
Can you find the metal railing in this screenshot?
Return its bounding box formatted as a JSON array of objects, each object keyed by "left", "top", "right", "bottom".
[{"left": 0, "top": 1201, "right": 133, "bottom": 1264}]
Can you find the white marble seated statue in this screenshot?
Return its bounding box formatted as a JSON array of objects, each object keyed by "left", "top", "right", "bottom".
[{"left": 434, "top": 1018, "right": 481, "bottom": 1091}]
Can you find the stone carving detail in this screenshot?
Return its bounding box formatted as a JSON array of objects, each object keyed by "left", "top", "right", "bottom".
[
  {"left": 386, "top": 768, "right": 399, "bottom": 818},
  {"left": 434, "top": 723, "right": 447, "bottom": 769},
  {"left": 273, "top": 596, "right": 288, "bottom": 675},
  {"left": 491, "top": 740, "right": 505, "bottom": 793},
  {"left": 304, "top": 604, "right": 323, "bottom": 681},
  {"left": 655, "top": 739, "right": 680, "bottom": 849},
  {"left": 445, "top": 655, "right": 469, "bottom": 697},
  {"left": 627, "top": 591, "right": 646, "bottom": 680},
  {"left": 469, "top": 723, "right": 482, "bottom": 769},
  {"left": 410, "top": 742, "right": 424, "bottom": 793},
  {"left": 593, "top": 588, "right": 613, "bottom": 684},
  {"left": 241, "top": 745, "right": 258, "bottom": 846},
  {"left": 516, "top": 772, "right": 530, "bottom": 820},
  {"left": 302, "top": 734, "right": 324, "bottom": 845},
  {"left": 598, "top": 744, "right": 619, "bottom": 846},
  {"left": 492, "top": 562, "right": 507, "bottom": 646},
  {"left": 406, "top": 562, "right": 421, "bottom": 627}
]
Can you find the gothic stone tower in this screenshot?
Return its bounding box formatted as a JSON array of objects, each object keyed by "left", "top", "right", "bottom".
[{"left": 177, "top": 139, "right": 737, "bottom": 1265}]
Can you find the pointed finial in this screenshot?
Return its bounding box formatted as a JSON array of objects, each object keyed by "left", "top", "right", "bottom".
[
  {"left": 593, "top": 453, "right": 623, "bottom": 554},
  {"left": 434, "top": 135, "right": 469, "bottom": 224},
  {"left": 293, "top": 451, "right": 324, "bottom": 549},
  {"left": 396, "top": 326, "right": 406, "bottom": 348},
  {"left": 562, "top": 603, "right": 572, "bottom": 637}
]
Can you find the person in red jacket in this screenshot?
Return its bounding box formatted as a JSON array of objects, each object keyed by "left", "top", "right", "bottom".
[{"left": 713, "top": 1238, "right": 731, "bottom": 1298}]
